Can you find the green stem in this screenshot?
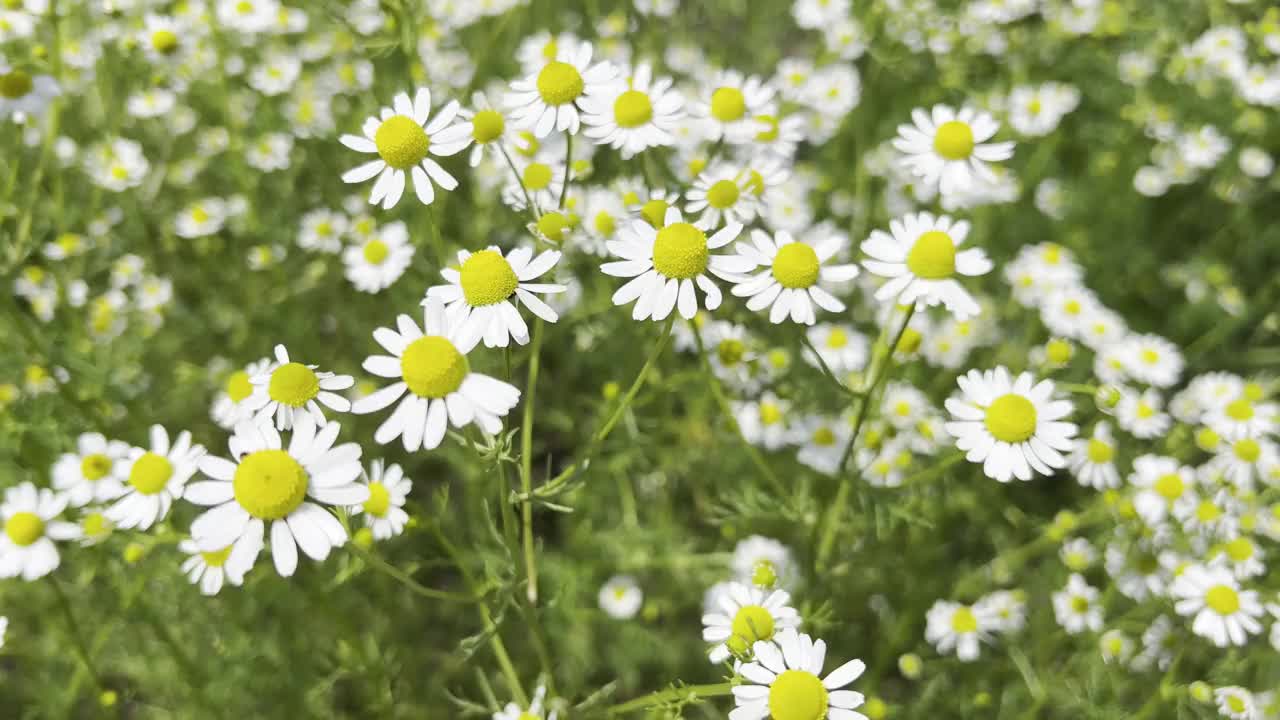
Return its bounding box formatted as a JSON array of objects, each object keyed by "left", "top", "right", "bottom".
[
  {"left": 350, "top": 542, "right": 478, "bottom": 603},
  {"left": 558, "top": 132, "right": 573, "bottom": 210},
  {"left": 519, "top": 317, "right": 546, "bottom": 604},
  {"left": 815, "top": 304, "right": 916, "bottom": 566},
  {"left": 48, "top": 575, "right": 106, "bottom": 691},
  {"left": 800, "top": 333, "right": 859, "bottom": 398},
  {"left": 607, "top": 682, "right": 736, "bottom": 716},
  {"left": 498, "top": 143, "right": 539, "bottom": 221}
]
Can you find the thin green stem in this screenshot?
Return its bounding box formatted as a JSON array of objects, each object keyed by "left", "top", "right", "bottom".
[
  {"left": 48, "top": 575, "right": 106, "bottom": 691},
  {"left": 800, "top": 333, "right": 859, "bottom": 398},
  {"left": 519, "top": 316, "right": 546, "bottom": 603},
  {"left": 815, "top": 304, "right": 916, "bottom": 566},
  {"left": 498, "top": 143, "right": 540, "bottom": 221},
  {"left": 350, "top": 542, "right": 478, "bottom": 603},
  {"left": 607, "top": 682, "right": 736, "bottom": 716},
  {"left": 558, "top": 132, "right": 573, "bottom": 210}
]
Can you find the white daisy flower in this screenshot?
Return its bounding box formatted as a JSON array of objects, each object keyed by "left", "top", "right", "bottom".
[
  {"left": 179, "top": 536, "right": 253, "bottom": 596},
  {"left": 187, "top": 415, "right": 367, "bottom": 578},
  {"left": 1211, "top": 435, "right": 1278, "bottom": 491},
  {"left": 734, "top": 394, "right": 797, "bottom": 452},
  {"left": 297, "top": 208, "right": 348, "bottom": 254},
  {"left": 1118, "top": 333, "right": 1184, "bottom": 388},
  {"left": 1213, "top": 536, "right": 1265, "bottom": 581},
  {"left": 0, "top": 483, "right": 80, "bottom": 581},
  {"left": 351, "top": 300, "right": 522, "bottom": 451},
  {"left": 796, "top": 415, "right": 850, "bottom": 475},
  {"left": 925, "top": 599, "right": 994, "bottom": 661},
  {"left": 244, "top": 344, "right": 355, "bottom": 431},
  {"left": 1052, "top": 573, "right": 1104, "bottom": 635},
  {"left": 349, "top": 459, "right": 411, "bottom": 541},
  {"left": 502, "top": 157, "right": 567, "bottom": 213},
  {"left": 685, "top": 164, "right": 760, "bottom": 230},
  {"left": 730, "top": 230, "right": 859, "bottom": 325},
  {"left": 461, "top": 91, "right": 510, "bottom": 167},
  {"left": 601, "top": 206, "right": 751, "bottom": 321},
  {"left": 598, "top": 574, "right": 644, "bottom": 619},
  {"left": 803, "top": 324, "right": 869, "bottom": 377},
  {"left": 944, "top": 367, "right": 1078, "bottom": 482},
  {"left": 1068, "top": 422, "right": 1121, "bottom": 489},
  {"left": 1203, "top": 394, "right": 1279, "bottom": 441},
  {"left": 425, "top": 245, "right": 565, "bottom": 349},
  {"left": 730, "top": 628, "right": 867, "bottom": 720},
  {"left": 1171, "top": 564, "right": 1264, "bottom": 647},
  {"left": 106, "top": 425, "right": 204, "bottom": 531},
  {"left": 1129, "top": 454, "right": 1196, "bottom": 525},
  {"left": 702, "top": 581, "right": 800, "bottom": 663},
  {"left": 343, "top": 220, "right": 414, "bottom": 294},
  {"left": 892, "top": 105, "right": 1014, "bottom": 195},
  {"left": 581, "top": 62, "right": 683, "bottom": 158},
  {"left": 1215, "top": 687, "right": 1258, "bottom": 720},
  {"left": 340, "top": 87, "right": 473, "bottom": 209},
  {"left": 505, "top": 39, "right": 617, "bottom": 138},
  {"left": 693, "top": 70, "right": 776, "bottom": 144},
  {"left": 51, "top": 432, "right": 130, "bottom": 507},
  {"left": 1115, "top": 387, "right": 1171, "bottom": 439},
  {"left": 1098, "top": 629, "right": 1133, "bottom": 665},
  {"left": 861, "top": 212, "right": 993, "bottom": 319},
  {"left": 731, "top": 535, "right": 797, "bottom": 589},
  {"left": 494, "top": 683, "right": 557, "bottom": 720},
  {"left": 977, "top": 589, "right": 1028, "bottom": 634},
  {"left": 212, "top": 358, "right": 271, "bottom": 430},
  {"left": 0, "top": 63, "right": 59, "bottom": 120}
]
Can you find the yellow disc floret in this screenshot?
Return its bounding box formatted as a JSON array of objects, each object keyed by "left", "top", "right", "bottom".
[
  {"left": 201, "top": 546, "right": 233, "bottom": 567},
  {"left": 81, "top": 453, "right": 113, "bottom": 481},
  {"left": 1086, "top": 439, "right": 1113, "bottom": 464},
  {"left": 0, "top": 70, "right": 32, "bottom": 99},
  {"left": 1153, "top": 473, "right": 1185, "bottom": 502},
  {"left": 652, "top": 222, "right": 709, "bottom": 280},
  {"left": 4, "top": 511, "right": 44, "bottom": 546},
  {"left": 523, "top": 162, "right": 553, "bottom": 191},
  {"left": 727, "top": 604, "right": 776, "bottom": 655},
  {"left": 471, "top": 109, "right": 504, "bottom": 143},
  {"left": 129, "top": 452, "right": 174, "bottom": 495},
  {"left": 460, "top": 250, "right": 519, "bottom": 306},
  {"left": 536, "top": 61, "right": 584, "bottom": 105},
  {"left": 640, "top": 199, "right": 669, "bottom": 229},
  {"left": 906, "top": 231, "right": 956, "bottom": 280},
  {"left": 772, "top": 242, "right": 820, "bottom": 289},
  {"left": 233, "top": 450, "right": 308, "bottom": 520},
  {"left": 710, "top": 87, "right": 746, "bottom": 122},
  {"left": 706, "top": 179, "right": 740, "bottom": 210},
  {"left": 374, "top": 115, "right": 430, "bottom": 170},
  {"left": 268, "top": 363, "right": 320, "bottom": 407},
  {"left": 951, "top": 606, "right": 978, "bottom": 633},
  {"left": 1205, "top": 585, "right": 1240, "bottom": 615},
  {"left": 768, "top": 670, "right": 829, "bottom": 720},
  {"left": 933, "top": 120, "right": 975, "bottom": 160},
  {"left": 984, "top": 394, "right": 1037, "bottom": 443},
  {"left": 613, "top": 90, "right": 653, "bottom": 128},
  {"left": 401, "top": 336, "right": 469, "bottom": 398},
  {"left": 151, "top": 30, "right": 179, "bottom": 54},
  {"left": 363, "top": 240, "right": 390, "bottom": 265},
  {"left": 226, "top": 370, "right": 253, "bottom": 403},
  {"left": 364, "top": 482, "right": 391, "bottom": 517}
]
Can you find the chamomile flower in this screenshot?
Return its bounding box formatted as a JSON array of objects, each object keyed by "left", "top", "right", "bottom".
[
  {"left": 600, "top": 207, "right": 751, "bottom": 321},
  {"left": 893, "top": 105, "right": 1014, "bottom": 195},
  {"left": 297, "top": 209, "right": 348, "bottom": 253},
  {"left": 1053, "top": 573, "right": 1104, "bottom": 634},
  {"left": 861, "top": 212, "right": 993, "bottom": 319},
  {"left": 925, "top": 599, "right": 993, "bottom": 661},
  {"left": 730, "top": 230, "right": 859, "bottom": 325},
  {"left": 944, "top": 367, "right": 1078, "bottom": 482},
  {"left": 581, "top": 63, "right": 683, "bottom": 158},
  {"left": 0, "top": 483, "right": 79, "bottom": 581},
  {"left": 803, "top": 324, "right": 868, "bottom": 376},
  {"left": 505, "top": 39, "right": 617, "bottom": 137},
  {"left": 731, "top": 629, "right": 867, "bottom": 720},
  {"left": 1213, "top": 536, "right": 1265, "bottom": 581},
  {"left": 732, "top": 536, "right": 797, "bottom": 590},
  {"left": 1115, "top": 388, "right": 1172, "bottom": 439},
  {"left": 426, "top": 246, "right": 565, "bottom": 348},
  {"left": 1129, "top": 454, "right": 1196, "bottom": 525},
  {"left": 693, "top": 70, "right": 775, "bottom": 144},
  {"left": 0, "top": 62, "right": 59, "bottom": 120},
  {"left": 685, "top": 165, "right": 760, "bottom": 230},
  {"left": 349, "top": 459, "right": 411, "bottom": 541},
  {"left": 106, "top": 425, "right": 205, "bottom": 531},
  {"left": 175, "top": 198, "right": 228, "bottom": 239},
  {"left": 352, "top": 300, "right": 521, "bottom": 451},
  {"left": 598, "top": 574, "right": 644, "bottom": 619},
  {"left": 462, "top": 91, "right": 510, "bottom": 167},
  {"left": 494, "top": 683, "right": 557, "bottom": 720},
  {"left": 1118, "top": 334, "right": 1184, "bottom": 388},
  {"left": 212, "top": 358, "right": 271, "bottom": 430},
  {"left": 1099, "top": 630, "right": 1134, "bottom": 665},
  {"left": 734, "top": 393, "right": 796, "bottom": 451},
  {"left": 343, "top": 220, "right": 414, "bottom": 294},
  {"left": 245, "top": 345, "right": 354, "bottom": 431},
  {"left": 1212, "top": 435, "right": 1278, "bottom": 490},
  {"left": 187, "top": 416, "right": 365, "bottom": 577},
  {"left": 1171, "top": 564, "right": 1264, "bottom": 647},
  {"left": 1203, "top": 394, "right": 1279, "bottom": 441},
  {"left": 179, "top": 537, "right": 253, "bottom": 596},
  {"left": 797, "top": 415, "right": 851, "bottom": 475},
  {"left": 51, "top": 432, "right": 130, "bottom": 507},
  {"left": 340, "top": 88, "right": 473, "bottom": 209},
  {"left": 1215, "top": 687, "right": 1258, "bottom": 720},
  {"left": 977, "top": 590, "right": 1028, "bottom": 634},
  {"left": 1069, "top": 422, "right": 1122, "bottom": 489}
]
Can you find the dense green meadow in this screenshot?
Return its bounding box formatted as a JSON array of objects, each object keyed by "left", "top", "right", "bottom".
[{"left": 2, "top": 0, "right": 1279, "bottom": 718}]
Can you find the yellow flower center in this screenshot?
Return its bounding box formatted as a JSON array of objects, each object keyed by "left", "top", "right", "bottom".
[
  {"left": 236, "top": 0, "right": 254, "bottom": 12},
  {"left": 1227, "top": 696, "right": 1247, "bottom": 714},
  {"left": 906, "top": 231, "right": 957, "bottom": 280},
  {"left": 652, "top": 222, "right": 709, "bottom": 280},
  {"left": 706, "top": 179, "right": 740, "bottom": 210},
  {"left": 933, "top": 120, "right": 975, "bottom": 160},
  {"left": 826, "top": 328, "right": 848, "bottom": 349},
  {"left": 1139, "top": 349, "right": 1159, "bottom": 365},
  {"left": 201, "top": 546, "right": 233, "bottom": 567},
  {"left": 459, "top": 250, "right": 519, "bottom": 306},
  {"left": 593, "top": 210, "right": 617, "bottom": 236},
  {"left": 362, "top": 239, "right": 390, "bottom": 265},
  {"left": 1086, "top": 438, "right": 1113, "bottom": 464},
  {"left": 769, "top": 670, "right": 830, "bottom": 720},
  {"left": 1196, "top": 501, "right": 1221, "bottom": 523},
  {"left": 984, "top": 394, "right": 1037, "bottom": 443},
  {"left": 1234, "top": 439, "right": 1261, "bottom": 463},
  {"left": 374, "top": 115, "right": 429, "bottom": 170},
  {"left": 1153, "top": 473, "right": 1185, "bottom": 501},
  {"left": 225, "top": 370, "right": 253, "bottom": 403},
  {"left": 1046, "top": 339, "right": 1073, "bottom": 364},
  {"left": 710, "top": 86, "right": 746, "bottom": 122},
  {"left": 718, "top": 339, "right": 745, "bottom": 366},
  {"left": 640, "top": 199, "right": 669, "bottom": 229},
  {"left": 755, "top": 114, "right": 780, "bottom": 142},
  {"left": 401, "top": 336, "right": 469, "bottom": 399},
  {"left": 751, "top": 560, "right": 778, "bottom": 588},
  {"left": 1243, "top": 382, "right": 1264, "bottom": 401},
  {"left": 760, "top": 402, "right": 782, "bottom": 426},
  {"left": 951, "top": 606, "right": 978, "bottom": 633},
  {"left": 268, "top": 363, "right": 320, "bottom": 407},
  {"left": 518, "top": 713, "right": 540, "bottom": 720},
  {"left": 471, "top": 109, "right": 504, "bottom": 143},
  {"left": 190, "top": 206, "right": 210, "bottom": 223},
  {"left": 129, "top": 452, "right": 174, "bottom": 495},
  {"left": 0, "top": 70, "right": 32, "bottom": 99},
  {"left": 1204, "top": 584, "right": 1240, "bottom": 615},
  {"left": 613, "top": 89, "right": 653, "bottom": 128},
  {"left": 4, "top": 512, "right": 44, "bottom": 547},
  {"left": 81, "top": 453, "right": 113, "bottom": 481},
  {"left": 523, "top": 162, "right": 553, "bottom": 190},
  {"left": 233, "top": 449, "right": 308, "bottom": 520},
  {"left": 1225, "top": 399, "right": 1254, "bottom": 421},
  {"left": 82, "top": 512, "right": 109, "bottom": 537},
  {"left": 1071, "top": 596, "right": 1090, "bottom": 613},
  {"left": 151, "top": 30, "right": 179, "bottom": 54},
  {"left": 537, "top": 211, "right": 570, "bottom": 242},
  {"left": 812, "top": 427, "right": 836, "bottom": 446},
  {"left": 1135, "top": 403, "right": 1154, "bottom": 419},
  {"left": 772, "top": 242, "right": 821, "bottom": 289},
  {"left": 363, "top": 481, "right": 391, "bottom": 517},
  {"left": 1225, "top": 538, "right": 1254, "bottom": 562},
  {"left": 536, "top": 61, "right": 584, "bottom": 105},
  {"left": 727, "top": 604, "right": 776, "bottom": 655}
]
